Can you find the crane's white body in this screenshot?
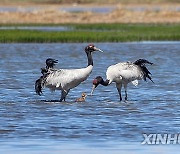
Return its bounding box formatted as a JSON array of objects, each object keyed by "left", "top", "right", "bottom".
[
  {"left": 45, "top": 65, "right": 93, "bottom": 92},
  {"left": 106, "top": 62, "right": 143, "bottom": 85}
]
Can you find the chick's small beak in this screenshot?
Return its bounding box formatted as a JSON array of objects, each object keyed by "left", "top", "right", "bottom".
[
  {"left": 90, "top": 84, "right": 96, "bottom": 96},
  {"left": 94, "top": 47, "right": 104, "bottom": 52}
]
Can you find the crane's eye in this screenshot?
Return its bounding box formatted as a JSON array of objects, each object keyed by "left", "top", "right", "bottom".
[{"left": 88, "top": 44, "right": 94, "bottom": 48}]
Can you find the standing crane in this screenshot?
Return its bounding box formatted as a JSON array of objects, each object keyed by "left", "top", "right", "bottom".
[
  {"left": 35, "top": 44, "right": 103, "bottom": 101},
  {"left": 91, "top": 59, "right": 153, "bottom": 101}
]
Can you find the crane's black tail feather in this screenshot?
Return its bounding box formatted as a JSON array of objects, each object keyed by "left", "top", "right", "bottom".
[
  {"left": 141, "top": 66, "right": 154, "bottom": 83},
  {"left": 134, "top": 59, "right": 153, "bottom": 66},
  {"left": 35, "top": 77, "right": 43, "bottom": 95},
  {"left": 134, "top": 59, "right": 154, "bottom": 83}
]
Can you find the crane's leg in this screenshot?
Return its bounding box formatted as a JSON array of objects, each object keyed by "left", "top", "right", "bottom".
[
  {"left": 116, "top": 83, "right": 122, "bottom": 101},
  {"left": 60, "top": 90, "right": 65, "bottom": 102},
  {"left": 124, "top": 84, "right": 128, "bottom": 101},
  {"left": 63, "top": 90, "right": 70, "bottom": 101},
  {"left": 60, "top": 89, "right": 70, "bottom": 102}
]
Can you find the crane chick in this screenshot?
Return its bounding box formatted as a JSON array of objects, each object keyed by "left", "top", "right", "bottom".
[{"left": 75, "top": 93, "right": 87, "bottom": 102}]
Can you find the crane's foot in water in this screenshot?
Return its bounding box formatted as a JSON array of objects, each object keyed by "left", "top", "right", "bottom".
[{"left": 125, "top": 96, "right": 128, "bottom": 102}]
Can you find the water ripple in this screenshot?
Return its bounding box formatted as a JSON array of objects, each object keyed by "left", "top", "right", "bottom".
[{"left": 0, "top": 42, "right": 179, "bottom": 152}]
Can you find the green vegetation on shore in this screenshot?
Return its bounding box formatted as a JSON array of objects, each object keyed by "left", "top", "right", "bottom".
[{"left": 0, "top": 23, "right": 179, "bottom": 43}]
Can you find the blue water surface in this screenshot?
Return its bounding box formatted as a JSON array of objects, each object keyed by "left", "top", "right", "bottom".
[{"left": 0, "top": 42, "right": 179, "bottom": 153}]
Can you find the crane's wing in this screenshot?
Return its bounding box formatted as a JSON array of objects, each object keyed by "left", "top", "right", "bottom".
[
  {"left": 45, "top": 66, "right": 93, "bottom": 89},
  {"left": 106, "top": 62, "right": 143, "bottom": 83}
]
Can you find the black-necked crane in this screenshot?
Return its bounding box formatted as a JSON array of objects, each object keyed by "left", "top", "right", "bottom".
[
  {"left": 91, "top": 59, "right": 154, "bottom": 101},
  {"left": 35, "top": 44, "right": 103, "bottom": 102}
]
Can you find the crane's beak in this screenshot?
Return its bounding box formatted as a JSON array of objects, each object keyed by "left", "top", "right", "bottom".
[
  {"left": 94, "top": 47, "right": 104, "bottom": 52},
  {"left": 90, "top": 85, "right": 96, "bottom": 96},
  {"left": 53, "top": 59, "right": 58, "bottom": 63}
]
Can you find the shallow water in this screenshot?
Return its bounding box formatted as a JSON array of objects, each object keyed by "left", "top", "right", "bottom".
[
  {"left": 59, "top": 6, "right": 116, "bottom": 13},
  {"left": 0, "top": 6, "right": 115, "bottom": 13},
  {"left": 0, "top": 6, "right": 40, "bottom": 13},
  {"left": 0, "top": 42, "right": 180, "bottom": 153},
  {"left": 1, "top": 5, "right": 179, "bottom": 13},
  {"left": 0, "top": 26, "right": 71, "bottom": 31}
]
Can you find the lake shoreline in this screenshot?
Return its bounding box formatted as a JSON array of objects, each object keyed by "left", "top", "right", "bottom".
[{"left": 0, "top": 23, "right": 179, "bottom": 43}]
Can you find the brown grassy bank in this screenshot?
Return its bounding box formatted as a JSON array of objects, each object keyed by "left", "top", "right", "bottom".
[{"left": 0, "top": 3, "right": 180, "bottom": 24}]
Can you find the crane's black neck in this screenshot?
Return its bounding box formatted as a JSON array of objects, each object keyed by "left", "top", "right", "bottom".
[
  {"left": 100, "top": 78, "right": 109, "bottom": 86},
  {"left": 86, "top": 51, "right": 93, "bottom": 66}
]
